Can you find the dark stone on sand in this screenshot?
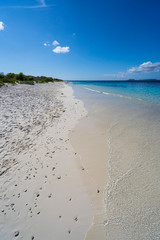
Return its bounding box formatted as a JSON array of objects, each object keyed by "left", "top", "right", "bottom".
[
  {"left": 14, "top": 231, "right": 19, "bottom": 237},
  {"left": 97, "top": 189, "right": 100, "bottom": 193},
  {"left": 36, "top": 193, "right": 40, "bottom": 197},
  {"left": 31, "top": 236, "right": 34, "bottom": 240}
]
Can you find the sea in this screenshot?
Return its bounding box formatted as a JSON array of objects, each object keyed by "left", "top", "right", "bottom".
[{"left": 69, "top": 80, "right": 160, "bottom": 240}]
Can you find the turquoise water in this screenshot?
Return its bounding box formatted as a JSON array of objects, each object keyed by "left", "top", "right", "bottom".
[
  {"left": 70, "top": 80, "right": 160, "bottom": 105},
  {"left": 70, "top": 81, "right": 160, "bottom": 240}
]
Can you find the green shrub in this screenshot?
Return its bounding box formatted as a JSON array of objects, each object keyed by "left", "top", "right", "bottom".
[
  {"left": 15, "top": 72, "right": 25, "bottom": 81},
  {"left": 7, "top": 73, "right": 16, "bottom": 78},
  {"left": 0, "top": 80, "right": 5, "bottom": 87},
  {"left": 28, "top": 76, "right": 33, "bottom": 81},
  {"left": 19, "top": 80, "right": 34, "bottom": 85}
]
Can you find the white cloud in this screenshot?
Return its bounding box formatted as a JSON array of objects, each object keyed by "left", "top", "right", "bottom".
[
  {"left": 44, "top": 42, "right": 50, "bottom": 46},
  {"left": 128, "top": 61, "right": 160, "bottom": 73},
  {"left": 53, "top": 46, "right": 70, "bottom": 54},
  {"left": 52, "top": 40, "right": 60, "bottom": 46},
  {"left": 104, "top": 61, "right": 160, "bottom": 79},
  {"left": 0, "top": 21, "right": 4, "bottom": 31}
]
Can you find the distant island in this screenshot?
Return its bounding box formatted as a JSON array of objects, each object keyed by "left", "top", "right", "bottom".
[
  {"left": 127, "top": 79, "right": 160, "bottom": 82},
  {"left": 0, "top": 72, "right": 63, "bottom": 87}
]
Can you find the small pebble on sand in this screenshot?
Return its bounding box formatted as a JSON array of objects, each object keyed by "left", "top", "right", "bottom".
[{"left": 14, "top": 231, "right": 19, "bottom": 237}]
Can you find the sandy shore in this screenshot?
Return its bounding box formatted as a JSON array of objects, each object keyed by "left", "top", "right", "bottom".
[
  {"left": 0, "top": 83, "right": 94, "bottom": 239},
  {"left": 70, "top": 98, "right": 108, "bottom": 240}
]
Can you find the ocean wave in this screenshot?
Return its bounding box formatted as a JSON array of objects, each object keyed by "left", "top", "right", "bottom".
[{"left": 84, "top": 87, "right": 145, "bottom": 103}]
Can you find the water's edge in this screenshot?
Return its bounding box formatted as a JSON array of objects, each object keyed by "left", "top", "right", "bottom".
[{"left": 70, "top": 82, "right": 160, "bottom": 240}]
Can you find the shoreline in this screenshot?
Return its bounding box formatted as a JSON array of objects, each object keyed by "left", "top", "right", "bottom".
[
  {"left": 70, "top": 82, "right": 160, "bottom": 240},
  {"left": 70, "top": 85, "right": 109, "bottom": 239},
  {"left": 0, "top": 83, "right": 93, "bottom": 239}
]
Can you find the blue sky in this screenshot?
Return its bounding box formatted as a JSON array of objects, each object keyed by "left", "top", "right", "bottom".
[{"left": 0, "top": 0, "right": 160, "bottom": 80}]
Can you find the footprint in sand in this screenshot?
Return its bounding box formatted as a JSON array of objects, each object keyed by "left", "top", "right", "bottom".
[{"left": 48, "top": 193, "right": 52, "bottom": 198}]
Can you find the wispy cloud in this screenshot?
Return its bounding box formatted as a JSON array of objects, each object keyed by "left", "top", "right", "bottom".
[
  {"left": 0, "top": 0, "right": 55, "bottom": 9},
  {"left": 38, "top": 0, "right": 46, "bottom": 7},
  {"left": 127, "top": 61, "right": 160, "bottom": 73},
  {"left": 104, "top": 72, "right": 126, "bottom": 79},
  {"left": 52, "top": 40, "right": 60, "bottom": 46},
  {"left": 0, "top": 21, "right": 4, "bottom": 31},
  {"left": 53, "top": 46, "right": 70, "bottom": 54}
]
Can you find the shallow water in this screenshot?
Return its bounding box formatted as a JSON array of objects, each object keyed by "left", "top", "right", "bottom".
[
  {"left": 70, "top": 81, "right": 160, "bottom": 240},
  {"left": 70, "top": 80, "right": 160, "bottom": 105}
]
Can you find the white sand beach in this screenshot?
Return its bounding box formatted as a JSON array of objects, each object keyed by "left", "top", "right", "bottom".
[
  {"left": 1, "top": 81, "right": 160, "bottom": 240},
  {"left": 0, "top": 83, "right": 97, "bottom": 240}
]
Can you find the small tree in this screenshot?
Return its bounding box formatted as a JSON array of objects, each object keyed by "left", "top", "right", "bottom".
[
  {"left": 16, "top": 72, "right": 25, "bottom": 81},
  {"left": 7, "top": 73, "right": 16, "bottom": 79}
]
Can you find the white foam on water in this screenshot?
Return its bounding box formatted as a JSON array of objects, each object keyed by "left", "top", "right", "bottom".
[{"left": 84, "top": 86, "right": 145, "bottom": 103}]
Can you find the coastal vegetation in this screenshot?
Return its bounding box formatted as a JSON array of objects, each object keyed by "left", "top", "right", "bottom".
[{"left": 0, "top": 72, "right": 63, "bottom": 87}]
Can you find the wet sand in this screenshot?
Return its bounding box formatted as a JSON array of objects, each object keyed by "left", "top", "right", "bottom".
[
  {"left": 70, "top": 88, "right": 109, "bottom": 240},
  {"left": 70, "top": 111, "right": 108, "bottom": 239}
]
